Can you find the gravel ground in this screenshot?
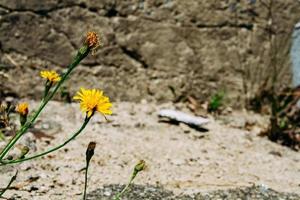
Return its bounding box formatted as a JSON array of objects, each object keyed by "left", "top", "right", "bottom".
[
  {"left": 88, "top": 184, "right": 300, "bottom": 200},
  {"left": 0, "top": 101, "right": 299, "bottom": 199}
]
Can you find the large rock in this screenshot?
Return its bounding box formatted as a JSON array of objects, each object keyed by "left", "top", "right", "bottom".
[
  {"left": 0, "top": 0, "right": 300, "bottom": 104},
  {"left": 88, "top": 184, "right": 300, "bottom": 200}
]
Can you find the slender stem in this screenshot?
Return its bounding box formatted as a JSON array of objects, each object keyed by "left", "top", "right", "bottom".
[
  {"left": 0, "top": 117, "right": 90, "bottom": 165},
  {"left": 115, "top": 183, "right": 130, "bottom": 200},
  {"left": 43, "top": 81, "right": 53, "bottom": 100},
  {"left": 83, "top": 140, "right": 96, "bottom": 200},
  {"left": 114, "top": 172, "right": 137, "bottom": 200},
  {"left": 0, "top": 170, "right": 18, "bottom": 198},
  {"left": 83, "top": 161, "right": 89, "bottom": 200},
  {"left": 0, "top": 47, "right": 90, "bottom": 160}
]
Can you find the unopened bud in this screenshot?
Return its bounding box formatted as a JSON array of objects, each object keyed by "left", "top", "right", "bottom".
[
  {"left": 19, "top": 146, "right": 30, "bottom": 159},
  {"left": 134, "top": 160, "right": 146, "bottom": 175},
  {"left": 134, "top": 160, "right": 146, "bottom": 172},
  {"left": 86, "top": 141, "right": 96, "bottom": 163},
  {"left": 129, "top": 160, "right": 146, "bottom": 185}
]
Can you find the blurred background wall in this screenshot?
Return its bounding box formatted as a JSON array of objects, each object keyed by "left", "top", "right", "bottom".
[{"left": 0, "top": 0, "right": 300, "bottom": 106}]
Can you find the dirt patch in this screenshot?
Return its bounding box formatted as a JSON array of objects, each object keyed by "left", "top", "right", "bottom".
[{"left": 0, "top": 101, "right": 299, "bottom": 199}]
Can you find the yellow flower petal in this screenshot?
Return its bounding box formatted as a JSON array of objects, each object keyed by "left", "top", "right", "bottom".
[
  {"left": 16, "top": 102, "right": 29, "bottom": 116},
  {"left": 73, "top": 88, "right": 112, "bottom": 117},
  {"left": 40, "top": 70, "right": 61, "bottom": 83}
]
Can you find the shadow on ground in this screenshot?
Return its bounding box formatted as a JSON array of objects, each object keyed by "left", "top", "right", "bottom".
[{"left": 88, "top": 184, "right": 300, "bottom": 200}]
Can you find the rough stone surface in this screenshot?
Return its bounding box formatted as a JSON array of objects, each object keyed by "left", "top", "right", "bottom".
[
  {"left": 88, "top": 184, "right": 300, "bottom": 200},
  {"left": 1, "top": 1, "right": 300, "bottom": 104}
]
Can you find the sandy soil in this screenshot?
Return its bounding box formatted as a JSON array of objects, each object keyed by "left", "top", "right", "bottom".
[{"left": 0, "top": 101, "right": 299, "bottom": 200}]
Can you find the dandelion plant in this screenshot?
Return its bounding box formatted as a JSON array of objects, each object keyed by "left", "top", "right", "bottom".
[{"left": 0, "top": 31, "right": 112, "bottom": 198}]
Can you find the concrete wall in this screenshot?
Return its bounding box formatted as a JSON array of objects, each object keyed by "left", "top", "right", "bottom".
[{"left": 0, "top": 0, "right": 300, "bottom": 105}]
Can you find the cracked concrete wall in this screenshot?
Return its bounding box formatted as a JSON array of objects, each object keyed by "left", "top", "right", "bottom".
[{"left": 0, "top": 0, "right": 300, "bottom": 105}]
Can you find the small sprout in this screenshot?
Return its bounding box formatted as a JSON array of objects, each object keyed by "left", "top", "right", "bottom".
[
  {"left": 16, "top": 102, "right": 29, "bottom": 126},
  {"left": 208, "top": 91, "right": 225, "bottom": 113},
  {"left": 114, "top": 160, "right": 146, "bottom": 200},
  {"left": 73, "top": 87, "right": 112, "bottom": 118}
]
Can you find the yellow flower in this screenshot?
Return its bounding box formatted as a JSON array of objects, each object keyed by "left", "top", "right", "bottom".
[
  {"left": 73, "top": 87, "right": 112, "bottom": 117},
  {"left": 40, "top": 70, "right": 61, "bottom": 83},
  {"left": 85, "top": 31, "right": 100, "bottom": 49},
  {"left": 16, "top": 102, "right": 29, "bottom": 116}
]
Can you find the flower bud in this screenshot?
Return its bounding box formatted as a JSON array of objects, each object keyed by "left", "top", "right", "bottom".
[
  {"left": 86, "top": 141, "right": 96, "bottom": 163},
  {"left": 19, "top": 146, "right": 30, "bottom": 159},
  {"left": 16, "top": 103, "right": 29, "bottom": 126},
  {"left": 134, "top": 160, "right": 146, "bottom": 173},
  {"left": 131, "top": 160, "right": 146, "bottom": 180}
]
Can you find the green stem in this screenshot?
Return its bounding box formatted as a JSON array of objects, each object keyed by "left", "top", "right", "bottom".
[
  {"left": 0, "top": 117, "right": 90, "bottom": 165},
  {"left": 43, "top": 81, "right": 53, "bottom": 100},
  {"left": 114, "top": 172, "right": 137, "bottom": 200},
  {"left": 0, "top": 46, "right": 90, "bottom": 160},
  {"left": 83, "top": 161, "right": 89, "bottom": 200}
]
